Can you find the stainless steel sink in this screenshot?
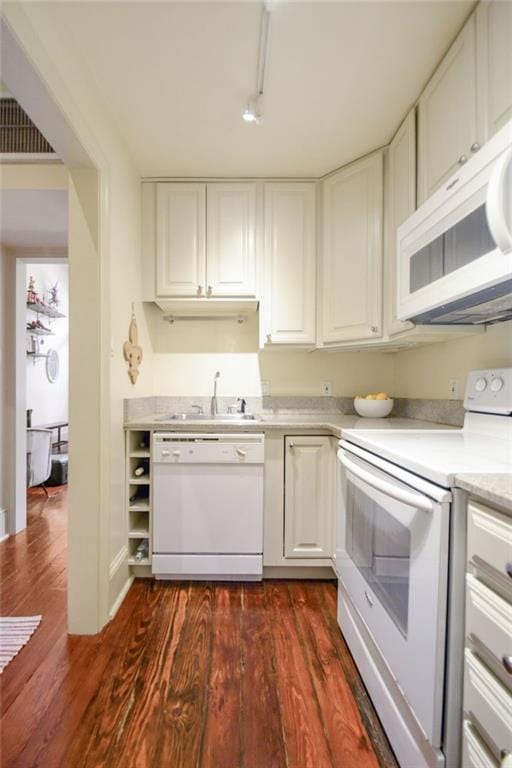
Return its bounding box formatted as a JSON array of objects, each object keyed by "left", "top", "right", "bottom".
[{"left": 156, "top": 413, "right": 258, "bottom": 422}]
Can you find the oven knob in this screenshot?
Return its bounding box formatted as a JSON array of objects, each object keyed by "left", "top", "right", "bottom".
[
  {"left": 490, "top": 377, "right": 504, "bottom": 393},
  {"left": 475, "top": 377, "right": 487, "bottom": 392}
]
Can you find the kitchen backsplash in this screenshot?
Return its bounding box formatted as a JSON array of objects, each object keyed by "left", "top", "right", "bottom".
[{"left": 124, "top": 395, "right": 465, "bottom": 427}]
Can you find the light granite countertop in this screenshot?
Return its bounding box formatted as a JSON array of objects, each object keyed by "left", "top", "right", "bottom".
[
  {"left": 125, "top": 413, "right": 452, "bottom": 439},
  {"left": 455, "top": 474, "right": 512, "bottom": 514}
]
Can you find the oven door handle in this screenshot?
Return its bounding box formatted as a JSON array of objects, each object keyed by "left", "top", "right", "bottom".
[{"left": 339, "top": 452, "right": 435, "bottom": 513}]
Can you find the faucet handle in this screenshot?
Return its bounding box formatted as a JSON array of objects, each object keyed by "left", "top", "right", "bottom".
[{"left": 191, "top": 404, "right": 203, "bottom": 414}]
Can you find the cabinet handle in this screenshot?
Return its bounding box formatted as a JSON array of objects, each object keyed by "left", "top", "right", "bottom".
[
  {"left": 365, "top": 591, "right": 374, "bottom": 607},
  {"left": 266, "top": 334, "right": 272, "bottom": 343},
  {"left": 236, "top": 448, "right": 247, "bottom": 458},
  {"left": 197, "top": 285, "right": 203, "bottom": 296},
  {"left": 206, "top": 285, "right": 213, "bottom": 297},
  {"left": 503, "top": 655, "right": 512, "bottom": 675},
  {"left": 501, "top": 751, "right": 512, "bottom": 768},
  {"left": 470, "top": 142, "right": 481, "bottom": 154},
  {"left": 458, "top": 154, "right": 468, "bottom": 165}
]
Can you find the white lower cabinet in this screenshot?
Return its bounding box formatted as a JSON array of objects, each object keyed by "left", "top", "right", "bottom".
[
  {"left": 320, "top": 152, "right": 383, "bottom": 345},
  {"left": 463, "top": 500, "right": 512, "bottom": 767},
  {"left": 262, "top": 182, "right": 317, "bottom": 346},
  {"left": 284, "top": 436, "right": 333, "bottom": 558}
]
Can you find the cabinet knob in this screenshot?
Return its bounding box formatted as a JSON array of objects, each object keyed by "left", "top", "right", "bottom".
[
  {"left": 206, "top": 285, "right": 213, "bottom": 297},
  {"left": 197, "top": 285, "right": 203, "bottom": 296},
  {"left": 371, "top": 326, "right": 378, "bottom": 333},
  {"left": 506, "top": 562, "right": 512, "bottom": 578},
  {"left": 266, "top": 334, "right": 272, "bottom": 343},
  {"left": 470, "top": 142, "right": 481, "bottom": 154},
  {"left": 289, "top": 442, "right": 295, "bottom": 449},
  {"left": 503, "top": 655, "right": 512, "bottom": 675},
  {"left": 501, "top": 751, "right": 512, "bottom": 768},
  {"left": 458, "top": 154, "right": 468, "bottom": 165}
]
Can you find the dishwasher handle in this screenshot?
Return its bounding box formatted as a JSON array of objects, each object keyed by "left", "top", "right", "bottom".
[{"left": 338, "top": 451, "right": 435, "bottom": 513}]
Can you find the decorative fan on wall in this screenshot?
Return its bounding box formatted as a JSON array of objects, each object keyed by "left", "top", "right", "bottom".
[{"left": 46, "top": 349, "right": 60, "bottom": 383}]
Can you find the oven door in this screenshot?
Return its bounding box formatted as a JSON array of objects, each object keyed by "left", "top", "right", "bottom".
[{"left": 337, "top": 447, "right": 451, "bottom": 747}]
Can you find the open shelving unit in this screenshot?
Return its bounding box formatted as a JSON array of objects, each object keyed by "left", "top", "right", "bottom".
[
  {"left": 26, "top": 298, "right": 66, "bottom": 360},
  {"left": 125, "top": 429, "right": 152, "bottom": 572}
]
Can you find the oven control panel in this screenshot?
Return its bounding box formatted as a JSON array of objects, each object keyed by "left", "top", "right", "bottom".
[{"left": 464, "top": 368, "right": 512, "bottom": 414}]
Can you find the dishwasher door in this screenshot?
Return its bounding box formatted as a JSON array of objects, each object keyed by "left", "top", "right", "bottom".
[{"left": 152, "top": 433, "right": 264, "bottom": 579}]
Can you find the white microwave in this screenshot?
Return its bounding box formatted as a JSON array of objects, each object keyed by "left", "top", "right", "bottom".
[{"left": 397, "top": 121, "right": 512, "bottom": 325}]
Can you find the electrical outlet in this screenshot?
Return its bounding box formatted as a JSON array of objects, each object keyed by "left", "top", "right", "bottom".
[
  {"left": 321, "top": 381, "right": 332, "bottom": 396},
  {"left": 261, "top": 380, "right": 271, "bottom": 396},
  {"left": 449, "top": 378, "right": 459, "bottom": 399}
]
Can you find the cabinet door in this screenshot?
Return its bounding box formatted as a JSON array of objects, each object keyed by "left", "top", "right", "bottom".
[
  {"left": 206, "top": 183, "right": 257, "bottom": 297},
  {"left": 477, "top": 0, "right": 512, "bottom": 140},
  {"left": 263, "top": 183, "right": 316, "bottom": 345},
  {"left": 384, "top": 110, "right": 416, "bottom": 336},
  {"left": 284, "top": 436, "right": 333, "bottom": 558},
  {"left": 418, "top": 15, "right": 479, "bottom": 203},
  {"left": 156, "top": 183, "right": 206, "bottom": 297},
  {"left": 321, "top": 152, "right": 383, "bottom": 344}
]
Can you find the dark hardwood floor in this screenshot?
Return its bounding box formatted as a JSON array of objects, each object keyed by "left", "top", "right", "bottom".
[{"left": 1, "top": 487, "right": 397, "bottom": 768}]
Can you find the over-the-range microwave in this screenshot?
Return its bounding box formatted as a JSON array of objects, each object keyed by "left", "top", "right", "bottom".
[{"left": 397, "top": 121, "right": 512, "bottom": 325}]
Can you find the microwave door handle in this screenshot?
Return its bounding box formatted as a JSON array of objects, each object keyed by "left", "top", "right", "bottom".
[
  {"left": 339, "top": 452, "right": 434, "bottom": 513},
  {"left": 487, "top": 146, "right": 512, "bottom": 253}
]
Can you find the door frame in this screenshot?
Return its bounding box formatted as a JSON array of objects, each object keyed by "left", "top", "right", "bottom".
[{"left": 1, "top": 12, "right": 110, "bottom": 633}]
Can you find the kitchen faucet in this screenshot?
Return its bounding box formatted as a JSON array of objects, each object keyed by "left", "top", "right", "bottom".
[{"left": 211, "top": 371, "right": 220, "bottom": 417}]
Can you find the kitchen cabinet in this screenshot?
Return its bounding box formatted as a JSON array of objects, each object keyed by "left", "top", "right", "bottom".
[
  {"left": 383, "top": 109, "right": 416, "bottom": 337},
  {"left": 320, "top": 151, "right": 383, "bottom": 345},
  {"left": 418, "top": 14, "right": 479, "bottom": 204},
  {"left": 284, "top": 436, "right": 333, "bottom": 558},
  {"left": 154, "top": 181, "right": 258, "bottom": 299},
  {"left": 462, "top": 499, "right": 512, "bottom": 767},
  {"left": 262, "top": 182, "right": 317, "bottom": 346},
  {"left": 156, "top": 183, "right": 206, "bottom": 297},
  {"left": 476, "top": 0, "right": 512, "bottom": 141},
  {"left": 206, "top": 183, "right": 257, "bottom": 297}
]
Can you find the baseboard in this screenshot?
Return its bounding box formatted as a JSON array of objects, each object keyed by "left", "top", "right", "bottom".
[
  {"left": 109, "top": 575, "right": 134, "bottom": 620},
  {"left": 108, "top": 545, "right": 131, "bottom": 619},
  {"left": 263, "top": 565, "right": 336, "bottom": 579},
  {"left": 0, "top": 508, "right": 8, "bottom": 542}
]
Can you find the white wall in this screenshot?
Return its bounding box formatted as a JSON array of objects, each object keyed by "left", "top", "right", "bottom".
[
  {"left": 26, "top": 262, "right": 68, "bottom": 428},
  {"left": 394, "top": 322, "right": 512, "bottom": 399},
  {"left": 147, "top": 309, "right": 395, "bottom": 397}
]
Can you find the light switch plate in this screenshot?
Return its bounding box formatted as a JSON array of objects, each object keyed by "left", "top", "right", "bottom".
[
  {"left": 321, "top": 381, "right": 332, "bottom": 396},
  {"left": 261, "top": 380, "right": 271, "bottom": 396},
  {"left": 449, "top": 379, "right": 459, "bottom": 399}
]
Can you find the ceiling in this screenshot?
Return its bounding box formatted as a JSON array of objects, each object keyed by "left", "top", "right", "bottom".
[
  {"left": 25, "top": 1, "right": 474, "bottom": 177},
  {"left": 0, "top": 189, "right": 68, "bottom": 249}
]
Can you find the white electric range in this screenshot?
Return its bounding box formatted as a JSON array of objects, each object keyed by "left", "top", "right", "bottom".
[{"left": 336, "top": 368, "right": 512, "bottom": 768}]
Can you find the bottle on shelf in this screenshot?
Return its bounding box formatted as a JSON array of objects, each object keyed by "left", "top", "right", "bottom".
[
  {"left": 133, "top": 464, "right": 147, "bottom": 477},
  {"left": 134, "top": 540, "right": 149, "bottom": 562}
]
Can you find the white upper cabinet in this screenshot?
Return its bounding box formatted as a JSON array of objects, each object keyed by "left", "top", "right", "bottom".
[
  {"left": 156, "top": 183, "right": 206, "bottom": 297},
  {"left": 321, "top": 152, "right": 383, "bottom": 345},
  {"left": 206, "top": 183, "right": 257, "bottom": 297},
  {"left": 476, "top": 0, "right": 512, "bottom": 140},
  {"left": 384, "top": 109, "right": 417, "bottom": 337},
  {"left": 154, "top": 182, "right": 258, "bottom": 299},
  {"left": 263, "top": 182, "right": 317, "bottom": 345},
  {"left": 418, "top": 14, "right": 480, "bottom": 204}
]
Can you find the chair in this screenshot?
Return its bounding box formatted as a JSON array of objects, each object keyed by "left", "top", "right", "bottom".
[{"left": 26, "top": 428, "right": 53, "bottom": 497}]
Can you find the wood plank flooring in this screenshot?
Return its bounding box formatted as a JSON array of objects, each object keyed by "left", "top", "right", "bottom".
[{"left": 1, "top": 487, "right": 397, "bottom": 768}]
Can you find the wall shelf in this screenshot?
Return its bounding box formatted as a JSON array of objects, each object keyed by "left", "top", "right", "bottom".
[
  {"left": 26, "top": 327, "right": 54, "bottom": 337},
  {"left": 27, "top": 301, "right": 66, "bottom": 319}
]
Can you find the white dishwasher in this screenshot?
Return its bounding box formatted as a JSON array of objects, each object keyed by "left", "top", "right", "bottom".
[{"left": 152, "top": 432, "right": 264, "bottom": 580}]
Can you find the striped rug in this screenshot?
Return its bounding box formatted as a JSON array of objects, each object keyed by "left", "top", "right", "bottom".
[{"left": 0, "top": 616, "right": 42, "bottom": 673}]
